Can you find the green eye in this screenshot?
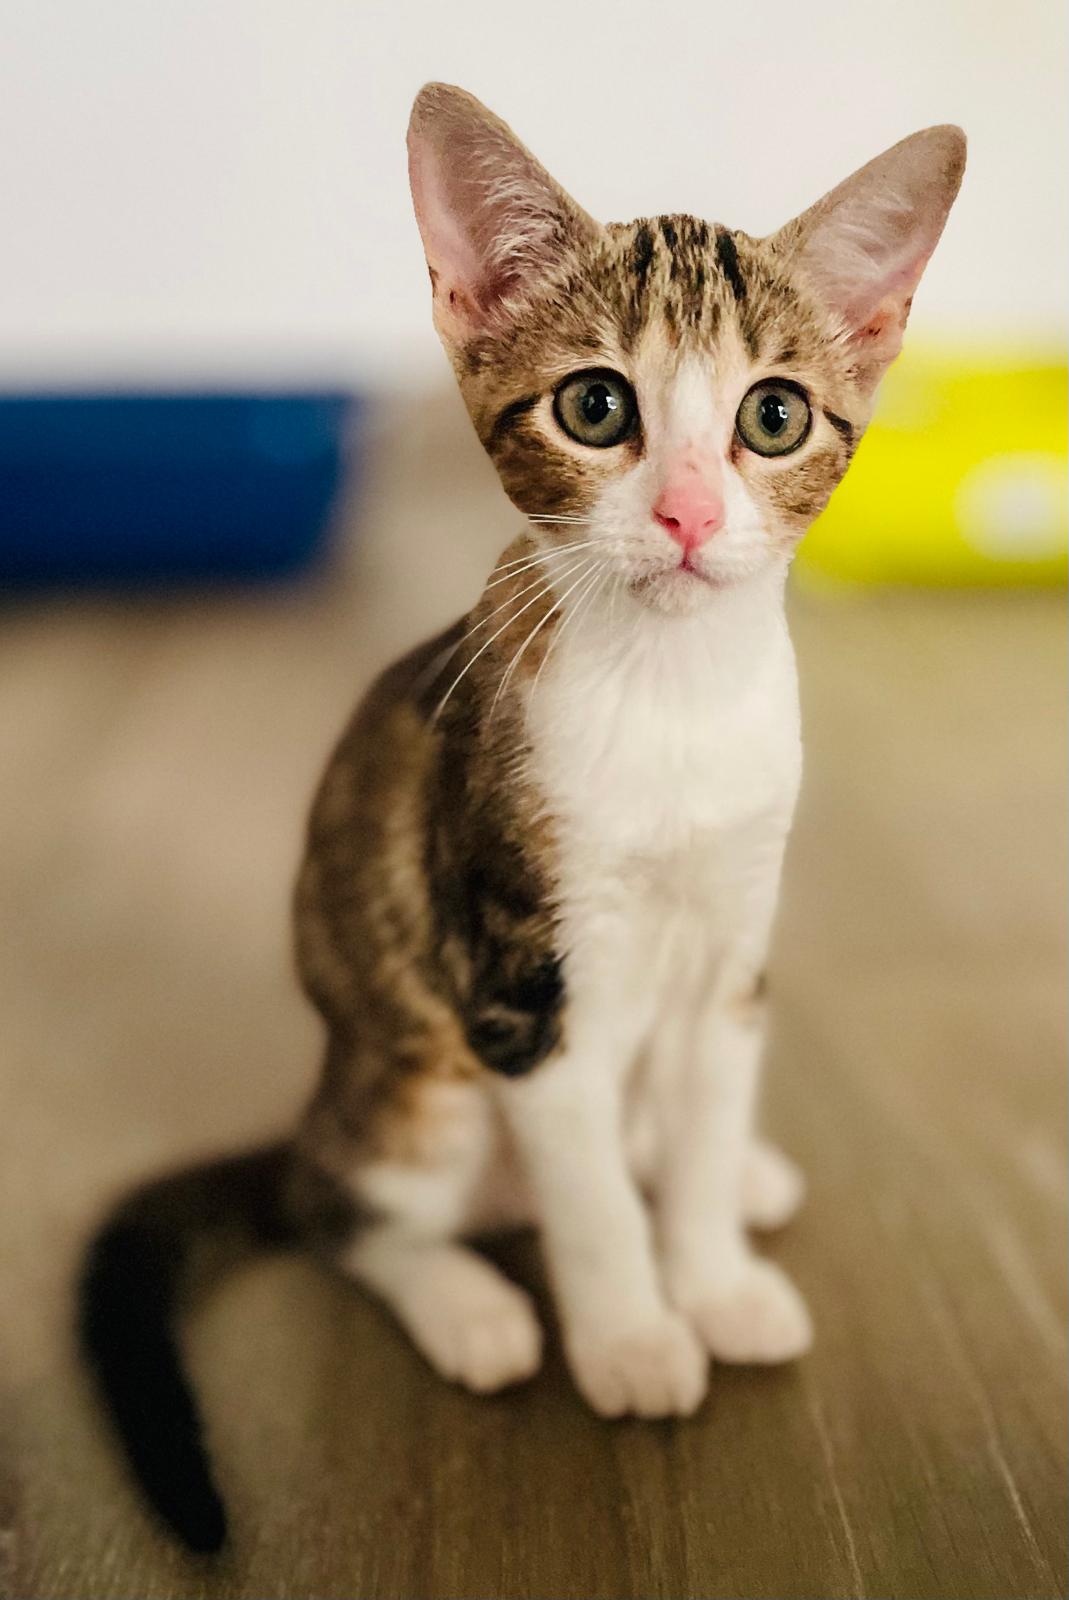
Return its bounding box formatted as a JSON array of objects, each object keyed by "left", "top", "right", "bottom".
[
  {"left": 553, "top": 369, "right": 637, "bottom": 449},
  {"left": 736, "top": 380, "right": 811, "bottom": 457}
]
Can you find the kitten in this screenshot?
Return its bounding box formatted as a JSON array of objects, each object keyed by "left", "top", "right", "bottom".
[{"left": 80, "top": 85, "right": 965, "bottom": 1551}]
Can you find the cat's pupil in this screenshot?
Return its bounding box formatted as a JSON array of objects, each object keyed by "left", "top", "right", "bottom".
[
  {"left": 759, "top": 393, "right": 789, "bottom": 435},
  {"left": 581, "top": 383, "right": 616, "bottom": 426}
]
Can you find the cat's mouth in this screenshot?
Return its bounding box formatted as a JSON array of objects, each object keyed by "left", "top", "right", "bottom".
[
  {"left": 627, "top": 557, "right": 735, "bottom": 610},
  {"left": 679, "top": 553, "right": 713, "bottom": 581}
]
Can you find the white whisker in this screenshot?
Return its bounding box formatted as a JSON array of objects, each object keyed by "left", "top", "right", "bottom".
[
  {"left": 491, "top": 535, "right": 592, "bottom": 571},
  {"left": 526, "top": 515, "right": 594, "bottom": 525},
  {"left": 484, "top": 538, "right": 604, "bottom": 590},
  {"left": 433, "top": 555, "right": 590, "bottom": 724},
  {"left": 571, "top": 559, "right": 613, "bottom": 644},
  {"left": 450, "top": 554, "right": 592, "bottom": 660},
  {"left": 608, "top": 569, "right": 621, "bottom": 632},
  {"left": 488, "top": 535, "right": 600, "bottom": 577},
  {"left": 558, "top": 563, "right": 614, "bottom": 706},
  {"left": 526, "top": 557, "right": 609, "bottom": 732},
  {"left": 488, "top": 556, "right": 602, "bottom": 722}
]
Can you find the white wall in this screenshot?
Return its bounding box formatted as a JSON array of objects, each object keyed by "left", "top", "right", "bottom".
[{"left": 0, "top": 0, "right": 1064, "bottom": 385}]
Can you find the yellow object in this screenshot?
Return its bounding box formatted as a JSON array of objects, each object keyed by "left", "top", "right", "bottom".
[{"left": 797, "top": 345, "right": 1068, "bottom": 585}]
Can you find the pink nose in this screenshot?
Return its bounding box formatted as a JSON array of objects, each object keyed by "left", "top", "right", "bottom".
[{"left": 652, "top": 483, "right": 724, "bottom": 552}]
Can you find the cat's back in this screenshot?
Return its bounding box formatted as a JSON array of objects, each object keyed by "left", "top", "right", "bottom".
[{"left": 293, "top": 620, "right": 464, "bottom": 1026}]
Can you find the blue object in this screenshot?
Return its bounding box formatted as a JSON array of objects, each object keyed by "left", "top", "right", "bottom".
[{"left": 0, "top": 391, "right": 360, "bottom": 586}]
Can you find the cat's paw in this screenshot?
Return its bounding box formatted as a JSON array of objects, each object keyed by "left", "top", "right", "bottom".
[
  {"left": 742, "top": 1140, "right": 806, "bottom": 1232},
  {"left": 683, "top": 1260, "right": 813, "bottom": 1364},
  {"left": 566, "top": 1312, "right": 708, "bottom": 1419},
  {"left": 414, "top": 1277, "right": 543, "bottom": 1394}
]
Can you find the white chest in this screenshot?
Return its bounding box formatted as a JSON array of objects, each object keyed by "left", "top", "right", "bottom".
[
  {"left": 527, "top": 592, "right": 802, "bottom": 871},
  {"left": 523, "top": 585, "right": 802, "bottom": 1068}
]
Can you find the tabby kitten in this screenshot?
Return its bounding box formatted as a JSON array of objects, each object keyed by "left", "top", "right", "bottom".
[{"left": 81, "top": 85, "right": 965, "bottom": 1550}]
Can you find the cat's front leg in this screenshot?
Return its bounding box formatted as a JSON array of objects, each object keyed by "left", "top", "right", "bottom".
[
  {"left": 495, "top": 1023, "right": 707, "bottom": 1419},
  {"left": 658, "top": 968, "right": 813, "bottom": 1364}
]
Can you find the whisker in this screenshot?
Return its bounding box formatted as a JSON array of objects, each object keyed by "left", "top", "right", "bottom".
[
  {"left": 488, "top": 556, "right": 602, "bottom": 722},
  {"left": 489, "top": 536, "right": 599, "bottom": 577},
  {"left": 525, "top": 557, "right": 609, "bottom": 731},
  {"left": 450, "top": 554, "right": 592, "bottom": 661},
  {"left": 526, "top": 515, "right": 594, "bottom": 525},
  {"left": 484, "top": 539, "right": 605, "bottom": 590},
  {"left": 557, "top": 563, "right": 615, "bottom": 706},
  {"left": 607, "top": 569, "right": 624, "bottom": 634},
  {"left": 433, "top": 556, "right": 591, "bottom": 724},
  {"left": 571, "top": 559, "right": 613, "bottom": 643},
  {"left": 425, "top": 545, "right": 603, "bottom": 705}
]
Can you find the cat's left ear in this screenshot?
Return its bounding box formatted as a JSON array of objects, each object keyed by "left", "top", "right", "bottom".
[
  {"left": 407, "top": 83, "right": 602, "bottom": 350},
  {"left": 772, "top": 126, "right": 966, "bottom": 391}
]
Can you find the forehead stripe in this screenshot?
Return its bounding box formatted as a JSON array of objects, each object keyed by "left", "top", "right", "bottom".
[
  {"left": 630, "top": 223, "right": 656, "bottom": 285},
  {"left": 714, "top": 227, "right": 746, "bottom": 302},
  {"left": 660, "top": 218, "right": 685, "bottom": 286}
]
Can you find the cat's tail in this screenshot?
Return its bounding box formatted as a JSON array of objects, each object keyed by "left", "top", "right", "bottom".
[{"left": 78, "top": 1142, "right": 296, "bottom": 1554}]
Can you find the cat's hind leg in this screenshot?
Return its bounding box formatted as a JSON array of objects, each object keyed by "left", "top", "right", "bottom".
[
  {"left": 309, "top": 1074, "right": 542, "bottom": 1395},
  {"left": 344, "top": 1226, "right": 542, "bottom": 1393},
  {"left": 742, "top": 1139, "right": 806, "bottom": 1232}
]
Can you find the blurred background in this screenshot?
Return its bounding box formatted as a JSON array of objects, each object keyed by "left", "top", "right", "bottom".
[
  {"left": 3, "top": 3, "right": 1066, "bottom": 1597},
  {"left": 0, "top": 1, "right": 1065, "bottom": 584},
  {"left": 0, "top": 0, "right": 1066, "bottom": 584}
]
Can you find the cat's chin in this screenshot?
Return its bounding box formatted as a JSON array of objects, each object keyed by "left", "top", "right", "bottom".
[{"left": 627, "top": 563, "right": 739, "bottom": 616}]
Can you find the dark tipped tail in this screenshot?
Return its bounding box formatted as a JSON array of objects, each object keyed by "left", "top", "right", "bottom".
[
  {"left": 78, "top": 1143, "right": 293, "bottom": 1553},
  {"left": 80, "top": 1214, "right": 227, "bottom": 1551}
]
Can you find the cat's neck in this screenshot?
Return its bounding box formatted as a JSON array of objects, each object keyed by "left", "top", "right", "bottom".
[
  {"left": 525, "top": 555, "right": 801, "bottom": 854},
  {"left": 556, "top": 559, "right": 793, "bottom": 702}
]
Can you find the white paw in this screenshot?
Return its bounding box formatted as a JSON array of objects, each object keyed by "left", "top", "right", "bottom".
[
  {"left": 414, "top": 1277, "right": 543, "bottom": 1394},
  {"left": 684, "top": 1259, "right": 813, "bottom": 1365},
  {"left": 567, "top": 1312, "right": 708, "bottom": 1419},
  {"left": 742, "top": 1140, "right": 806, "bottom": 1232}
]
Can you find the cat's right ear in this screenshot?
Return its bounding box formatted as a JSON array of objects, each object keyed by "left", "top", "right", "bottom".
[
  {"left": 407, "top": 84, "right": 600, "bottom": 349},
  {"left": 772, "top": 125, "right": 966, "bottom": 393}
]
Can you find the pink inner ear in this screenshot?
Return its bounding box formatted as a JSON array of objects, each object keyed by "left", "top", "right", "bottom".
[
  {"left": 408, "top": 86, "right": 602, "bottom": 342},
  {"left": 409, "top": 143, "right": 487, "bottom": 312},
  {"left": 843, "top": 247, "right": 931, "bottom": 335},
  {"left": 774, "top": 124, "right": 964, "bottom": 388},
  {"left": 848, "top": 298, "right": 905, "bottom": 369},
  {"left": 409, "top": 105, "right": 556, "bottom": 329}
]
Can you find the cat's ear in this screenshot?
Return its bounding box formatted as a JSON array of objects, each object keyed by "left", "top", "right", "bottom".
[
  {"left": 407, "top": 83, "right": 601, "bottom": 347},
  {"left": 773, "top": 126, "right": 966, "bottom": 391}
]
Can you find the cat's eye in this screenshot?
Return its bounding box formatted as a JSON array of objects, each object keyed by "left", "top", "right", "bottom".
[
  {"left": 735, "top": 380, "right": 811, "bottom": 458},
  {"left": 553, "top": 369, "right": 637, "bottom": 449}
]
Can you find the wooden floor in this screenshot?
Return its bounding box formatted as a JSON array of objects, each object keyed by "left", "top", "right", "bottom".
[{"left": 3, "top": 390, "right": 1067, "bottom": 1600}]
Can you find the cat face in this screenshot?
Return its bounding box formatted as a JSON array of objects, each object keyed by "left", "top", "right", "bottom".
[
  {"left": 454, "top": 217, "right": 861, "bottom": 615},
  {"left": 408, "top": 87, "right": 965, "bottom": 615}
]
